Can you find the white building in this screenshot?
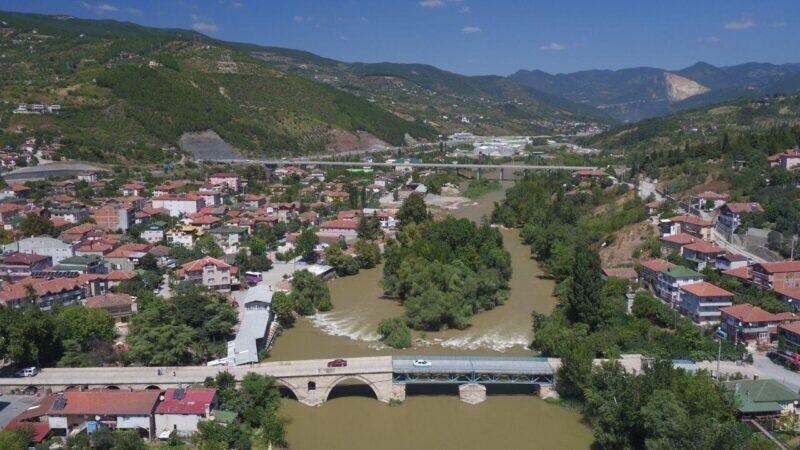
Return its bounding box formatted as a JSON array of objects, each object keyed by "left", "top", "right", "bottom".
[
  {"left": 2, "top": 236, "right": 75, "bottom": 264},
  {"left": 151, "top": 195, "right": 204, "bottom": 217}
]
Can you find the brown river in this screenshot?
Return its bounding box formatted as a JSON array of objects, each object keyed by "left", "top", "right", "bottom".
[{"left": 273, "top": 184, "right": 594, "bottom": 449}]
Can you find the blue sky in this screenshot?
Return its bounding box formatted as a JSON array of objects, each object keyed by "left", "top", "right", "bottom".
[{"left": 4, "top": 0, "right": 798, "bottom": 75}]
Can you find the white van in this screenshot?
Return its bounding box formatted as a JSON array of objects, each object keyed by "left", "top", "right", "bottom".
[{"left": 16, "top": 367, "right": 38, "bottom": 377}]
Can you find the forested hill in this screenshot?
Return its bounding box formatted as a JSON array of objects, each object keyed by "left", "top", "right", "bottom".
[
  {"left": 583, "top": 93, "right": 800, "bottom": 154},
  {"left": 0, "top": 11, "right": 436, "bottom": 161},
  {"left": 233, "top": 43, "right": 611, "bottom": 136}
]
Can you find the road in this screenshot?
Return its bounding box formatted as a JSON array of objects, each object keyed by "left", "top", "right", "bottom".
[
  {"left": 752, "top": 352, "right": 800, "bottom": 392},
  {"left": 711, "top": 228, "right": 767, "bottom": 264},
  {"left": 0, "top": 395, "right": 39, "bottom": 428}
]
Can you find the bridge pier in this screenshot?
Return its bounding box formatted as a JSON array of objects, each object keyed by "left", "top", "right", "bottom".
[
  {"left": 476, "top": 168, "right": 482, "bottom": 181},
  {"left": 537, "top": 384, "right": 558, "bottom": 399},
  {"left": 459, "top": 383, "right": 486, "bottom": 405}
]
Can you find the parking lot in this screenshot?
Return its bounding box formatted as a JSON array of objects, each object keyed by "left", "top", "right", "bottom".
[{"left": 0, "top": 394, "right": 40, "bottom": 428}]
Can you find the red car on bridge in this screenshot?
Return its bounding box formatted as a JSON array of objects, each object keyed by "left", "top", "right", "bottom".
[{"left": 327, "top": 359, "right": 348, "bottom": 368}]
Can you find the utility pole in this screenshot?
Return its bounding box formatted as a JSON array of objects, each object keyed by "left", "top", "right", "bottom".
[{"left": 716, "top": 336, "right": 722, "bottom": 382}]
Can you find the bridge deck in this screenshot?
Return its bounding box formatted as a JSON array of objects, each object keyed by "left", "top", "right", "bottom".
[
  {"left": 392, "top": 356, "right": 554, "bottom": 375},
  {"left": 203, "top": 158, "right": 597, "bottom": 171}
]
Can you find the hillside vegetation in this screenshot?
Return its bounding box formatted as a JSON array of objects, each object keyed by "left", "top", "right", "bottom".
[
  {"left": 237, "top": 44, "right": 610, "bottom": 136},
  {"left": 0, "top": 11, "right": 435, "bottom": 162}
]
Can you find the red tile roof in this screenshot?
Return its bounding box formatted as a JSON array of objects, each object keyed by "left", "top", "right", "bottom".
[
  {"left": 724, "top": 202, "right": 764, "bottom": 214},
  {"left": 669, "top": 215, "right": 713, "bottom": 227},
  {"left": 105, "top": 243, "right": 151, "bottom": 259},
  {"left": 0, "top": 277, "right": 84, "bottom": 303},
  {"left": 181, "top": 256, "right": 231, "bottom": 272},
  {"left": 639, "top": 259, "right": 674, "bottom": 272},
  {"left": 5, "top": 421, "right": 50, "bottom": 443},
  {"left": 683, "top": 241, "right": 724, "bottom": 254},
  {"left": 155, "top": 388, "right": 217, "bottom": 415},
  {"left": 680, "top": 282, "right": 733, "bottom": 297},
  {"left": 47, "top": 390, "right": 160, "bottom": 416},
  {"left": 775, "top": 285, "right": 800, "bottom": 302},
  {"left": 85, "top": 293, "right": 132, "bottom": 309},
  {"left": 779, "top": 321, "right": 800, "bottom": 336},
  {"left": 754, "top": 261, "right": 800, "bottom": 274},
  {"left": 0, "top": 252, "right": 50, "bottom": 265},
  {"left": 722, "top": 266, "right": 753, "bottom": 281},
  {"left": 660, "top": 233, "right": 696, "bottom": 245},
  {"left": 320, "top": 219, "right": 359, "bottom": 230},
  {"left": 720, "top": 303, "right": 779, "bottom": 323}
]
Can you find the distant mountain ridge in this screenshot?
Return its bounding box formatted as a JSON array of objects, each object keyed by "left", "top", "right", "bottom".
[
  {"left": 233, "top": 44, "right": 611, "bottom": 136},
  {"left": 510, "top": 62, "right": 800, "bottom": 122}
]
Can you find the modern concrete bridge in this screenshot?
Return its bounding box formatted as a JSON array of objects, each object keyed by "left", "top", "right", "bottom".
[
  {"left": 198, "top": 158, "right": 598, "bottom": 173},
  {"left": 0, "top": 356, "right": 558, "bottom": 406}
]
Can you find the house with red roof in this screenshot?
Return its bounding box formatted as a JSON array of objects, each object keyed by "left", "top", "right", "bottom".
[
  {"left": 721, "top": 266, "right": 753, "bottom": 284},
  {"left": 572, "top": 169, "right": 609, "bottom": 179},
  {"left": 319, "top": 219, "right": 359, "bottom": 238},
  {"left": 209, "top": 172, "right": 241, "bottom": 191},
  {"left": 46, "top": 390, "right": 161, "bottom": 439},
  {"left": 775, "top": 285, "right": 800, "bottom": 312},
  {"left": 638, "top": 259, "right": 674, "bottom": 290},
  {"left": 692, "top": 191, "right": 728, "bottom": 211},
  {"left": 768, "top": 148, "right": 800, "bottom": 170},
  {"left": 659, "top": 215, "right": 714, "bottom": 241},
  {"left": 0, "top": 202, "right": 25, "bottom": 224},
  {"left": 751, "top": 261, "right": 800, "bottom": 290},
  {"left": 4, "top": 421, "right": 51, "bottom": 444},
  {"left": 719, "top": 303, "right": 796, "bottom": 345},
  {"left": 678, "top": 282, "right": 734, "bottom": 325},
  {"left": 716, "top": 252, "right": 749, "bottom": 271},
  {"left": 718, "top": 202, "right": 764, "bottom": 232},
  {"left": 105, "top": 243, "right": 151, "bottom": 271},
  {"left": 178, "top": 256, "right": 234, "bottom": 292},
  {"left": 0, "top": 252, "right": 52, "bottom": 280},
  {"left": 154, "top": 388, "right": 218, "bottom": 438},
  {"left": 0, "top": 276, "right": 85, "bottom": 309},
  {"left": 682, "top": 241, "right": 725, "bottom": 269},
  {"left": 659, "top": 233, "right": 696, "bottom": 254}
]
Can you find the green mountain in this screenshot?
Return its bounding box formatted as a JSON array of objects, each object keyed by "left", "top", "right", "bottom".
[
  {"left": 0, "top": 11, "right": 436, "bottom": 162},
  {"left": 233, "top": 44, "right": 611, "bottom": 136},
  {"left": 583, "top": 92, "right": 800, "bottom": 152}
]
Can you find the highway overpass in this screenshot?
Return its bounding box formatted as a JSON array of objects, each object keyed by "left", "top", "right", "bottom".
[{"left": 197, "top": 158, "right": 598, "bottom": 172}]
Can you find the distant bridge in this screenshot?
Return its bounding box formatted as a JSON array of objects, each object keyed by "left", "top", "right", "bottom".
[{"left": 198, "top": 158, "right": 598, "bottom": 173}]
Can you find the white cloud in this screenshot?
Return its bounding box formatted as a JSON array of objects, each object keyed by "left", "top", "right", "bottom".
[
  {"left": 293, "top": 15, "right": 312, "bottom": 24},
  {"left": 419, "top": 0, "right": 462, "bottom": 7},
  {"left": 773, "top": 21, "right": 787, "bottom": 28},
  {"left": 80, "top": 2, "right": 118, "bottom": 14},
  {"left": 459, "top": 6, "right": 471, "bottom": 14},
  {"left": 700, "top": 35, "right": 720, "bottom": 45},
  {"left": 723, "top": 18, "right": 756, "bottom": 30},
  {"left": 126, "top": 8, "right": 142, "bottom": 15},
  {"left": 539, "top": 42, "right": 566, "bottom": 51},
  {"left": 192, "top": 22, "right": 219, "bottom": 32},
  {"left": 462, "top": 26, "right": 481, "bottom": 33},
  {"left": 231, "top": 2, "right": 243, "bottom": 8}
]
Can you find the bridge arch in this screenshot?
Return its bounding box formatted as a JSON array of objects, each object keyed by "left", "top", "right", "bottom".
[
  {"left": 145, "top": 385, "right": 161, "bottom": 390},
  {"left": 275, "top": 379, "right": 300, "bottom": 401},
  {"left": 323, "top": 375, "right": 379, "bottom": 402},
  {"left": 104, "top": 385, "right": 120, "bottom": 390}
]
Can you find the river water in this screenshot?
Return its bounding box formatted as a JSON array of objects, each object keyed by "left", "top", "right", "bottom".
[{"left": 273, "top": 183, "right": 594, "bottom": 449}]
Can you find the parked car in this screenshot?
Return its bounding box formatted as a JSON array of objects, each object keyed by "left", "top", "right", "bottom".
[
  {"left": 16, "top": 367, "right": 38, "bottom": 377},
  {"left": 327, "top": 359, "right": 347, "bottom": 368},
  {"left": 412, "top": 359, "right": 431, "bottom": 367}
]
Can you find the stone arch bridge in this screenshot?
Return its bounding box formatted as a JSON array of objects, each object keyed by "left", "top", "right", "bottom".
[{"left": 0, "top": 355, "right": 664, "bottom": 406}]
